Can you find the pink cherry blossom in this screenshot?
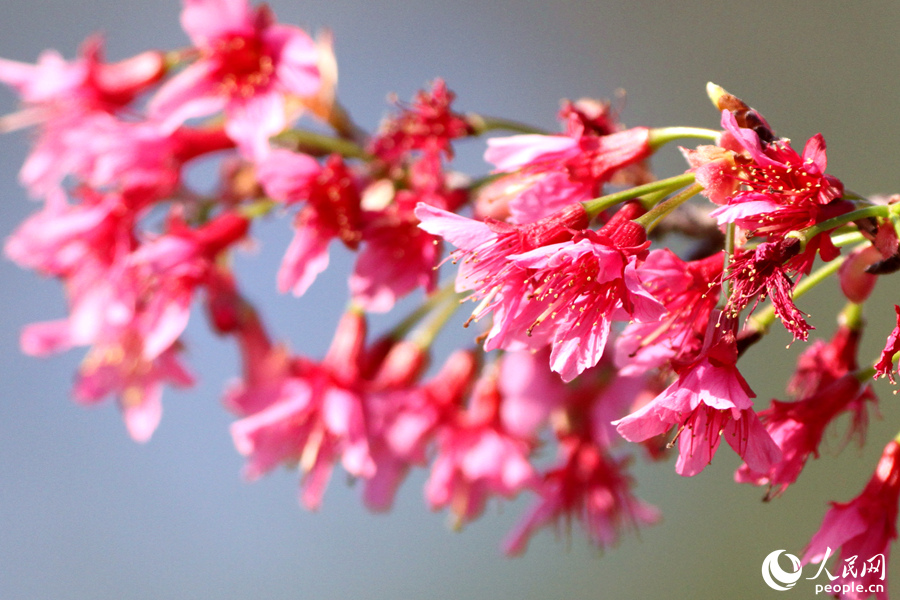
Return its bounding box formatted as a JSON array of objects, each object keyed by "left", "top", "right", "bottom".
[
  {"left": 504, "top": 437, "right": 659, "bottom": 555},
  {"left": 484, "top": 107, "right": 651, "bottom": 223},
  {"left": 614, "top": 312, "right": 781, "bottom": 476},
  {"left": 230, "top": 311, "right": 375, "bottom": 509},
  {"left": 615, "top": 249, "right": 722, "bottom": 375},
  {"left": 803, "top": 439, "right": 900, "bottom": 600},
  {"left": 363, "top": 349, "right": 477, "bottom": 512},
  {"left": 149, "top": 0, "right": 320, "bottom": 157},
  {"left": 425, "top": 364, "right": 536, "bottom": 526},
  {"left": 875, "top": 305, "right": 900, "bottom": 384}
]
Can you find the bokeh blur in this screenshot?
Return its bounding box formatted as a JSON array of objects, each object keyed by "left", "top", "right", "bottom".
[{"left": 2, "top": 1, "right": 900, "bottom": 599}]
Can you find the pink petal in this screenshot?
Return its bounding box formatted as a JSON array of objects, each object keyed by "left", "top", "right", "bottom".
[
  {"left": 20, "top": 320, "right": 74, "bottom": 356},
  {"left": 225, "top": 91, "right": 286, "bottom": 158},
  {"left": 268, "top": 25, "right": 320, "bottom": 96},
  {"left": 122, "top": 385, "right": 163, "bottom": 443},
  {"left": 148, "top": 61, "right": 226, "bottom": 132},
  {"left": 414, "top": 203, "right": 495, "bottom": 249},
  {"left": 484, "top": 134, "right": 578, "bottom": 171},
  {"left": 277, "top": 220, "right": 331, "bottom": 296},
  {"left": 181, "top": 0, "right": 253, "bottom": 43}
]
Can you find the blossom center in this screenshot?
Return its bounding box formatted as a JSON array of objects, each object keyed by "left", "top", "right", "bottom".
[{"left": 208, "top": 34, "right": 275, "bottom": 98}]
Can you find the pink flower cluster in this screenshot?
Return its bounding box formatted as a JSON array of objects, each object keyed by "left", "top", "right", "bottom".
[{"left": 6, "top": 2, "right": 900, "bottom": 596}]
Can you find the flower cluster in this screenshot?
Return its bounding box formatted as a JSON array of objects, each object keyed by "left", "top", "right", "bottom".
[{"left": 6, "top": 2, "right": 900, "bottom": 598}]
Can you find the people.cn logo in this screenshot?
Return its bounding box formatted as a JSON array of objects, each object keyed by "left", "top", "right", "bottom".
[{"left": 762, "top": 550, "right": 804, "bottom": 591}]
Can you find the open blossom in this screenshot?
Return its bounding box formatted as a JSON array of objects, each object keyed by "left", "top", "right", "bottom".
[
  {"left": 736, "top": 323, "right": 874, "bottom": 498},
  {"left": 504, "top": 436, "right": 659, "bottom": 556},
  {"left": 803, "top": 439, "right": 900, "bottom": 600},
  {"left": 415, "top": 200, "right": 589, "bottom": 347},
  {"left": 708, "top": 110, "right": 849, "bottom": 273},
  {"left": 615, "top": 249, "right": 722, "bottom": 374},
  {"left": 875, "top": 305, "right": 900, "bottom": 383},
  {"left": 0, "top": 36, "right": 165, "bottom": 203},
  {"left": 417, "top": 201, "right": 664, "bottom": 381},
  {"left": 499, "top": 222, "right": 665, "bottom": 382},
  {"left": 425, "top": 363, "right": 536, "bottom": 526},
  {"left": 483, "top": 102, "right": 652, "bottom": 224},
  {"left": 75, "top": 339, "right": 194, "bottom": 442},
  {"left": 230, "top": 311, "right": 375, "bottom": 509},
  {"left": 613, "top": 311, "right": 781, "bottom": 476},
  {"left": 150, "top": 0, "right": 320, "bottom": 156}
]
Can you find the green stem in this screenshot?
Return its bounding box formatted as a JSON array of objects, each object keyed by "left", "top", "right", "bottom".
[
  {"left": 467, "top": 172, "right": 504, "bottom": 193},
  {"left": 637, "top": 188, "right": 672, "bottom": 211},
  {"left": 389, "top": 283, "right": 460, "bottom": 341},
  {"left": 238, "top": 198, "right": 277, "bottom": 219},
  {"left": 747, "top": 254, "right": 847, "bottom": 333},
  {"left": 466, "top": 113, "right": 550, "bottom": 136},
  {"left": 582, "top": 172, "right": 696, "bottom": 218},
  {"left": 720, "top": 223, "right": 736, "bottom": 307},
  {"left": 839, "top": 301, "right": 864, "bottom": 330},
  {"left": 648, "top": 126, "right": 721, "bottom": 149},
  {"left": 792, "top": 204, "right": 890, "bottom": 251},
  {"left": 410, "top": 287, "right": 464, "bottom": 348},
  {"left": 830, "top": 231, "right": 867, "bottom": 248},
  {"left": 635, "top": 183, "right": 704, "bottom": 231},
  {"left": 271, "top": 128, "right": 371, "bottom": 160}
]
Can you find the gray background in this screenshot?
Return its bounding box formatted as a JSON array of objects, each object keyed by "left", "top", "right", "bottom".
[{"left": 2, "top": 1, "right": 900, "bottom": 599}]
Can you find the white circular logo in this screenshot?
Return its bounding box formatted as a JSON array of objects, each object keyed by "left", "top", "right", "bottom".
[{"left": 762, "top": 550, "right": 803, "bottom": 591}]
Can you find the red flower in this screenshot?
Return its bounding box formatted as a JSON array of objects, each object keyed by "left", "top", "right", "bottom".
[{"left": 803, "top": 439, "right": 900, "bottom": 600}]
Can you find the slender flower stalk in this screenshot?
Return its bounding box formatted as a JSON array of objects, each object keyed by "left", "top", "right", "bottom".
[{"left": 581, "top": 172, "right": 696, "bottom": 218}]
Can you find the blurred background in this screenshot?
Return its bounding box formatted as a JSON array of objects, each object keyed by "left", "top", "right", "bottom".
[{"left": 2, "top": 1, "right": 900, "bottom": 599}]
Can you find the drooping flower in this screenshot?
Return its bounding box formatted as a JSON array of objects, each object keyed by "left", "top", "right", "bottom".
[
  {"left": 74, "top": 337, "right": 195, "bottom": 442},
  {"left": 803, "top": 439, "right": 900, "bottom": 600},
  {"left": 363, "top": 349, "right": 477, "bottom": 512},
  {"left": 15, "top": 207, "right": 247, "bottom": 441},
  {"left": 874, "top": 305, "right": 900, "bottom": 384},
  {"left": 504, "top": 436, "right": 659, "bottom": 556},
  {"left": 149, "top": 0, "right": 320, "bottom": 157},
  {"left": 425, "top": 363, "right": 536, "bottom": 526},
  {"left": 736, "top": 374, "right": 875, "bottom": 499},
  {"left": 613, "top": 311, "right": 781, "bottom": 476},
  {"left": 229, "top": 311, "right": 375, "bottom": 510},
  {"left": 725, "top": 238, "right": 815, "bottom": 341},
  {"left": 256, "top": 151, "right": 360, "bottom": 297},
  {"left": 736, "top": 319, "right": 874, "bottom": 497}
]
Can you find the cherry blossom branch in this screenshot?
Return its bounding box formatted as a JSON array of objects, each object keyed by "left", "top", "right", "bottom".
[
  {"left": 648, "top": 126, "right": 720, "bottom": 149},
  {"left": 634, "top": 182, "right": 704, "bottom": 232},
  {"left": 466, "top": 113, "right": 550, "bottom": 136},
  {"left": 581, "top": 172, "right": 696, "bottom": 218},
  {"left": 271, "top": 128, "right": 371, "bottom": 159}
]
